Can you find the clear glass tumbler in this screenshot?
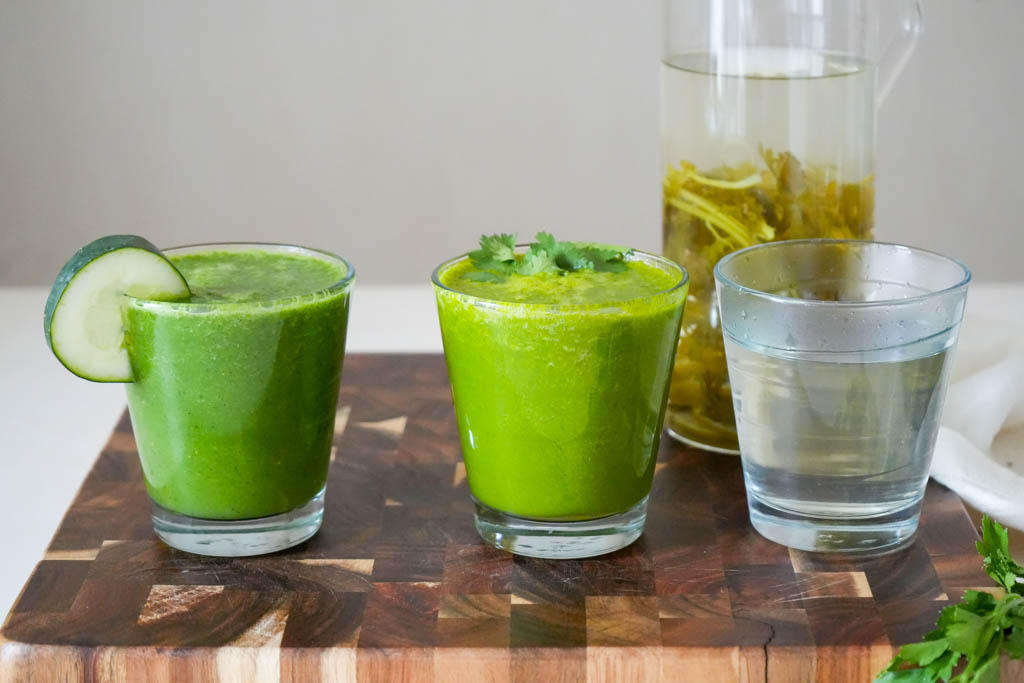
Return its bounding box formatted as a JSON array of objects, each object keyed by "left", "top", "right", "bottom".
[
  {"left": 433, "top": 249, "right": 688, "bottom": 559},
  {"left": 714, "top": 239, "right": 970, "bottom": 553}
]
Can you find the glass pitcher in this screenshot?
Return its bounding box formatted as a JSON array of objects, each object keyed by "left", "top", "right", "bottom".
[{"left": 660, "top": 0, "right": 922, "bottom": 453}]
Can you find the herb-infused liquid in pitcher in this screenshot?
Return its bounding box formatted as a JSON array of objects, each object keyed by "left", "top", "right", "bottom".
[{"left": 661, "top": 47, "right": 876, "bottom": 452}]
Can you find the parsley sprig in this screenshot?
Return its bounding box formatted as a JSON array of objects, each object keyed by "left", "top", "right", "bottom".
[
  {"left": 466, "top": 232, "right": 633, "bottom": 282},
  {"left": 877, "top": 516, "right": 1024, "bottom": 682}
]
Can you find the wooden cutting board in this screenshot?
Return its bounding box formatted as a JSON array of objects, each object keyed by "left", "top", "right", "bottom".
[{"left": 1, "top": 354, "right": 1017, "bottom": 682}]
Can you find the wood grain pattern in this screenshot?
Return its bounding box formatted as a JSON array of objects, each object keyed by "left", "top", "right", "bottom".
[{"left": 1, "top": 354, "right": 1019, "bottom": 682}]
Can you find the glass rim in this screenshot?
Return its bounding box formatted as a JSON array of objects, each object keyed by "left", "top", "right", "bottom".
[
  {"left": 127, "top": 241, "right": 355, "bottom": 309},
  {"left": 430, "top": 245, "right": 689, "bottom": 309},
  {"left": 713, "top": 238, "right": 971, "bottom": 309}
]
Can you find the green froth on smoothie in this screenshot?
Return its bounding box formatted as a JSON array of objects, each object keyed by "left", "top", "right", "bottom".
[
  {"left": 172, "top": 249, "right": 348, "bottom": 304},
  {"left": 440, "top": 257, "right": 681, "bottom": 305}
]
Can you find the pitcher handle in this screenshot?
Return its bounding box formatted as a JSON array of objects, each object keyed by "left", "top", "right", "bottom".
[{"left": 877, "top": 0, "right": 924, "bottom": 104}]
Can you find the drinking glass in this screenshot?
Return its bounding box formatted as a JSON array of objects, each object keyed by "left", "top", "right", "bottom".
[
  {"left": 124, "top": 243, "right": 354, "bottom": 556},
  {"left": 715, "top": 239, "right": 969, "bottom": 553},
  {"left": 433, "top": 249, "right": 688, "bottom": 559}
]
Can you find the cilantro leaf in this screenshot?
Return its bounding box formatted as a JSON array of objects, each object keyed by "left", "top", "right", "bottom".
[
  {"left": 876, "top": 669, "right": 941, "bottom": 683},
  {"left": 876, "top": 516, "right": 1024, "bottom": 683},
  {"left": 552, "top": 242, "right": 594, "bottom": 272},
  {"left": 963, "top": 590, "right": 1000, "bottom": 614},
  {"left": 898, "top": 639, "right": 951, "bottom": 667},
  {"left": 535, "top": 232, "right": 558, "bottom": 253},
  {"left": 926, "top": 651, "right": 958, "bottom": 681},
  {"left": 944, "top": 606, "right": 992, "bottom": 656},
  {"left": 478, "top": 233, "right": 517, "bottom": 262},
  {"left": 467, "top": 232, "right": 633, "bottom": 278},
  {"left": 579, "top": 243, "right": 633, "bottom": 272},
  {"left": 519, "top": 248, "right": 559, "bottom": 276},
  {"left": 469, "top": 233, "right": 518, "bottom": 276},
  {"left": 1005, "top": 619, "right": 1024, "bottom": 659},
  {"left": 972, "top": 656, "right": 1001, "bottom": 683},
  {"left": 584, "top": 246, "right": 629, "bottom": 273},
  {"left": 978, "top": 516, "right": 1024, "bottom": 594},
  {"left": 579, "top": 243, "right": 626, "bottom": 263}
]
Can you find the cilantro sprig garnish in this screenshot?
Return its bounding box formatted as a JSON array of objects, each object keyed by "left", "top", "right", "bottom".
[
  {"left": 466, "top": 232, "right": 633, "bottom": 282},
  {"left": 877, "top": 516, "right": 1024, "bottom": 682}
]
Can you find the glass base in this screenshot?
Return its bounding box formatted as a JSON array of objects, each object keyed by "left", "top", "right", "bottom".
[
  {"left": 473, "top": 496, "right": 648, "bottom": 559},
  {"left": 747, "top": 494, "right": 920, "bottom": 555},
  {"left": 666, "top": 426, "right": 740, "bottom": 455},
  {"left": 664, "top": 407, "right": 740, "bottom": 454},
  {"left": 151, "top": 488, "right": 324, "bottom": 557}
]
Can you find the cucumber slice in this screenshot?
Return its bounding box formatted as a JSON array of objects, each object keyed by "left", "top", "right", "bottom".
[{"left": 44, "top": 235, "right": 190, "bottom": 382}]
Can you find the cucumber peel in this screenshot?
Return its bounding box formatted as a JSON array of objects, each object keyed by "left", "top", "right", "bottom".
[{"left": 44, "top": 235, "right": 190, "bottom": 382}]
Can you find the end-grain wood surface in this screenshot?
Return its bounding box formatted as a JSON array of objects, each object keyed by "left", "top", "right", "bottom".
[{"left": 1, "top": 354, "right": 1017, "bottom": 682}]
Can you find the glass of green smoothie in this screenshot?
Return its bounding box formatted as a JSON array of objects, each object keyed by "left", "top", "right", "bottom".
[
  {"left": 125, "top": 243, "right": 353, "bottom": 556},
  {"left": 432, "top": 234, "right": 688, "bottom": 559},
  {"left": 44, "top": 237, "right": 353, "bottom": 557}
]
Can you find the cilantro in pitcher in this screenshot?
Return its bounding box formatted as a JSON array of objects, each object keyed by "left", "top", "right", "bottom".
[{"left": 662, "top": 148, "right": 875, "bottom": 451}]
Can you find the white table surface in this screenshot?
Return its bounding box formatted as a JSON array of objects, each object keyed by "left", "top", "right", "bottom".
[{"left": 2, "top": 282, "right": 1021, "bottom": 619}]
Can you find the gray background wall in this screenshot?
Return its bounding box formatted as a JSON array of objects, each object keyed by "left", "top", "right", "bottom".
[{"left": 0, "top": 0, "right": 1020, "bottom": 284}]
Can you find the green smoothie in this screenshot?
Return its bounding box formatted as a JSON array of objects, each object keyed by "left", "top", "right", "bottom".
[
  {"left": 123, "top": 245, "right": 352, "bottom": 520},
  {"left": 434, "top": 250, "right": 687, "bottom": 521}
]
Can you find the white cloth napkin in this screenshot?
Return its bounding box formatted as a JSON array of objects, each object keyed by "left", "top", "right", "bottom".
[{"left": 930, "top": 285, "right": 1024, "bottom": 530}]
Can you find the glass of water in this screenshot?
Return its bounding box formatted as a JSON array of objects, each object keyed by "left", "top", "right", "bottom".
[{"left": 714, "top": 239, "right": 970, "bottom": 554}]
